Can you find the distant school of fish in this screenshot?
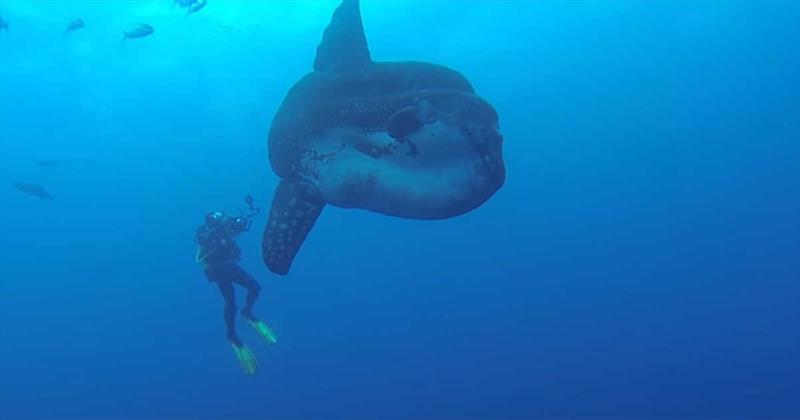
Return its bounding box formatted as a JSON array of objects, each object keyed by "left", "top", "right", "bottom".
[
  {"left": 2, "top": 0, "right": 207, "bottom": 201},
  {"left": 0, "top": 0, "right": 207, "bottom": 42}
]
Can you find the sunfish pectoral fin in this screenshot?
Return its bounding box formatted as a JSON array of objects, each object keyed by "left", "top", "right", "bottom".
[
  {"left": 262, "top": 179, "right": 325, "bottom": 275},
  {"left": 313, "top": 0, "right": 371, "bottom": 72}
]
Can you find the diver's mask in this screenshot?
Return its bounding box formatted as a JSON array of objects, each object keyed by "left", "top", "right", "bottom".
[{"left": 206, "top": 211, "right": 224, "bottom": 227}]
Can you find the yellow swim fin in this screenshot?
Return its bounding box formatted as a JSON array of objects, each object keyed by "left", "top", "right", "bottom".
[
  {"left": 248, "top": 320, "right": 278, "bottom": 345},
  {"left": 231, "top": 343, "right": 258, "bottom": 375}
]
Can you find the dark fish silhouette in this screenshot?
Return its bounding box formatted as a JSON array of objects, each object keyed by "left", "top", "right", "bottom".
[
  {"left": 36, "top": 160, "right": 58, "bottom": 168},
  {"left": 187, "top": 0, "right": 207, "bottom": 15},
  {"left": 174, "top": 0, "right": 206, "bottom": 15},
  {"left": 261, "top": 0, "right": 505, "bottom": 275},
  {"left": 13, "top": 182, "right": 54, "bottom": 200},
  {"left": 122, "top": 24, "right": 153, "bottom": 41},
  {"left": 0, "top": 15, "right": 8, "bottom": 32},
  {"left": 65, "top": 18, "right": 84, "bottom": 33}
]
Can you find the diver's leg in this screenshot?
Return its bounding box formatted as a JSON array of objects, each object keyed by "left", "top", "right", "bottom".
[
  {"left": 216, "top": 280, "right": 242, "bottom": 346},
  {"left": 242, "top": 277, "right": 261, "bottom": 321},
  {"left": 231, "top": 266, "right": 261, "bottom": 321},
  {"left": 231, "top": 266, "right": 277, "bottom": 345}
]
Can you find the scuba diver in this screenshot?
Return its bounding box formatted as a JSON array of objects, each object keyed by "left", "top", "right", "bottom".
[{"left": 196, "top": 195, "right": 276, "bottom": 374}]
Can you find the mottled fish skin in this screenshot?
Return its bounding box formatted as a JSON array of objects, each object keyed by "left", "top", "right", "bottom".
[
  {"left": 13, "top": 182, "right": 54, "bottom": 200},
  {"left": 261, "top": 0, "right": 505, "bottom": 275}
]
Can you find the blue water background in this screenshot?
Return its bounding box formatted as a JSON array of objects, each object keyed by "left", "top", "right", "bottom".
[{"left": 0, "top": 0, "right": 798, "bottom": 418}]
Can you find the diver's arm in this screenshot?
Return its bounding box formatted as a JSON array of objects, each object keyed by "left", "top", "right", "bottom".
[
  {"left": 196, "top": 226, "right": 211, "bottom": 244},
  {"left": 197, "top": 226, "right": 228, "bottom": 246}
]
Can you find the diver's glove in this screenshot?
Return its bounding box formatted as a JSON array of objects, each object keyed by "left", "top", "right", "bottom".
[{"left": 231, "top": 343, "right": 258, "bottom": 375}]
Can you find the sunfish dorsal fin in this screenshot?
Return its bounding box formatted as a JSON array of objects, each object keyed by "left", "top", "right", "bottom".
[{"left": 314, "top": 0, "right": 371, "bottom": 72}]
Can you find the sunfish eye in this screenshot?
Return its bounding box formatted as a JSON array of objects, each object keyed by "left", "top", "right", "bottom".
[{"left": 386, "top": 106, "right": 423, "bottom": 139}]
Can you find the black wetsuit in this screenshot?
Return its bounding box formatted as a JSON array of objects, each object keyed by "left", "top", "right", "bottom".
[{"left": 196, "top": 223, "right": 261, "bottom": 346}]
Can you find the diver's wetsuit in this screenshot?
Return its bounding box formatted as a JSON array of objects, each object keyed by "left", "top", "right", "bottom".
[{"left": 196, "top": 223, "right": 261, "bottom": 346}]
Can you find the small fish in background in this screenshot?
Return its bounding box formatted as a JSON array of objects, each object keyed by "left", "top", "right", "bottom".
[
  {"left": 122, "top": 23, "right": 153, "bottom": 41},
  {"left": 175, "top": 0, "right": 207, "bottom": 15},
  {"left": 36, "top": 160, "right": 58, "bottom": 168},
  {"left": 213, "top": 22, "right": 241, "bottom": 34},
  {"left": 187, "top": 0, "right": 207, "bottom": 15},
  {"left": 0, "top": 15, "right": 9, "bottom": 32},
  {"left": 65, "top": 18, "right": 84, "bottom": 34},
  {"left": 13, "top": 182, "right": 54, "bottom": 200}
]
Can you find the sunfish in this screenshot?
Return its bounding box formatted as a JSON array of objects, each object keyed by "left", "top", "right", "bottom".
[{"left": 261, "top": 0, "right": 505, "bottom": 275}]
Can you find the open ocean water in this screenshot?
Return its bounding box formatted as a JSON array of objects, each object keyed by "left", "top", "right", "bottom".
[{"left": 0, "top": 1, "right": 798, "bottom": 419}]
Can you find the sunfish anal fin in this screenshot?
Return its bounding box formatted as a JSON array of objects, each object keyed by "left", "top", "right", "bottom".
[{"left": 262, "top": 179, "right": 325, "bottom": 275}]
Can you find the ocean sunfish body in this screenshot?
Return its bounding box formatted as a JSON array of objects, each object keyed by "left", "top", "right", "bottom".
[
  {"left": 13, "top": 182, "right": 54, "bottom": 200},
  {"left": 262, "top": 0, "right": 505, "bottom": 274},
  {"left": 123, "top": 24, "right": 153, "bottom": 41}
]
